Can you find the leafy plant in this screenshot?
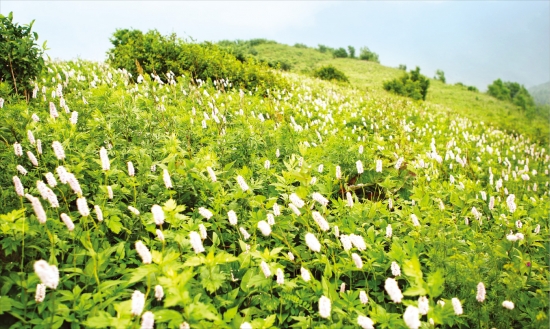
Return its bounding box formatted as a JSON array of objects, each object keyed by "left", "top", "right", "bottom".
[
  {"left": 332, "top": 48, "right": 348, "bottom": 58},
  {"left": 359, "top": 47, "right": 380, "bottom": 63},
  {"left": 313, "top": 65, "right": 349, "bottom": 83},
  {"left": 383, "top": 66, "right": 430, "bottom": 101},
  {"left": 435, "top": 69, "right": 446, "bottom": 83}
]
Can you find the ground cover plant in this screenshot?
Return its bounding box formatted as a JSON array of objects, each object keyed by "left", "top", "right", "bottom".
[{"left": 0, "top": 38, "right": 549, "bottom": 329}]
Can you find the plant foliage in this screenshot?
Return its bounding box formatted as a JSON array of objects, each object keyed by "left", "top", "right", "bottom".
[
  {"left": 487, "top": 79, "right": 535, "bottom": 111},
  {"left": 313, "top": 65, "right": 349, "bottom": 83},
  {"left": 383, "top": 66, "right": 430, "bottom": 101}
]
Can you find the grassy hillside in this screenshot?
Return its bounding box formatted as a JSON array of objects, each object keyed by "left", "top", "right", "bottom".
[
  {"left": 252, "top": 43, "right": 549, "bottom": 144},
  {"left": 529, "top": 81, "right": 550, "bottom": 105}
]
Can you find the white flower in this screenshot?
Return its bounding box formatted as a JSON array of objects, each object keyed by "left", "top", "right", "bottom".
[
  {"left": 410, "top": 214, "right": 420, "bottom": 227},
  {"left": 13, "top": 142, "right": 23, "bottom": 157},
  {"left": 356, "top": 160, "right": 364, "bottom": 174},
  {"left": 260, "top": 261, "right": 271, "bottom": 277},
  {"left": 352, "top": 253, "right": 363, "bottom": 269},
  {"left": 395, "top": 157, "right": 404, "bottom": 170},
  {"left": 333, "top": 225, "right": 340, "bottom": 237},
  {"left": 70, "top": 111, "right": 78, "bottom": 125},
  {"left": 13, "top": 176, "right": 24, "bottom": 196},
  {"left": 476, "top": 282, "right": 486, "bottom": 302},
  {"left": 228, "top": 210, "right": 238, "bottom": 226},
  {"left": 189, "top": 231, "right": 205, "bottom": 253},
  {"left": 27, "top": 151, "right": 38, "bottom": 167},
  {"left": 52, "top": 141, "right": 65, "bottom": 160},
  {"left": 257, "top": 220, "right": 271, "bottom": 236},
  {"left": 403, "top": 306, "right": 421, "bottom": 329},
  {"left": 506, "top": 194, "right": 516, "bottom": 213},
  {"left": 318, "top": 296, "right": 331, "bottom": 319},
  {"left": 128, "top": 161, "right": 135, "bottom": 176},
  {"left": 300, "top": 267, "right": 311, "bottom": 282},
  {"left": 305, "top": 233, "right": 321, "bottom": 252},
  {"left": 150, "top": 204, "right": 164, "bottom": 225},
  {"left": 336, "top": 165, "right": 342, "bottom": 180},
  {"left": 206, "top": 166, "right": 216, "bottom": 182},
  {"left": 515, "top": 232, "right": 524, "bottom": 240},
  {"left": 388, "top": 198, "right": 393, "bottom": 209},
  {"left": 141, "top": 311, "right": 154, "bottom": 329},
  {"left": 94, "top": 205, "right": 103, "bottom": 222},
  {"left": 346, "top": 192, "right": 354, "bottom": 207},
  {"left": 36, "top": 139, "right": 42, "bottom": 154},
  {"left": 163, "top": 169, "right": 173, "bottom": 189},
  {"left": 318, "top": 164, "right": 324, "bottom": 173},
  {"left": 273, "top": 203, "right": 281, "bottom": 216},
  {"left": 289, "top": 193, "right": 305, "bottom": 208},
  {"left": 198, "top": 207, "right": 213, "bottom": 219},
  {"left": 386, "top": 224, "right": 393, "bottom": 238},
  {"left": 264, "top": 160, "right": 271, "bottom": 169},
  {"left": 340, "top": 234, "right": 352, "bottom": 251},
  {"left": 287, "top": 252, "right": 295, "bottom": 261},
  {"left": 266, "top": 213, "right": 275, "bottom": 226},
  {"left": 60, "top": 213, "right": 75, "bottom": 231},
  {"left": 135, "top": 241, "right": 152, "bottom": 264},
  {"left": 350, "top": 234, "right": 366, "bottom": 251},
  {"left": 502, "top": 300, "right": 514, "bottom": 309},
  {"left": 418, "top": 296, "right": 429, "bottom": 315},
  {"left": 107, "top": 185, "right": 114, "bottom": 200},
  {"left": 515, "top": 220, "right": 522, "bottom": 229},
  {"left": 240, "top": 322, "right": 253, "bottom": 329},
  {"left": 128, "top": 205, "right": 140, "bottom": 215},
  {"left": 131, "top": 290, "right": 145, "bottom": 316},
  {"left": 276, "top": 268, "right": 284, "bottom": 284},
  {"left": 45, "top": 172, "right": 57, "bottom": 187},
  {"left": 534, "top": 224, "right": 540, "bottom": 234},
  {"left": 489, "top": 196, "right": 495, "bottom": 210},
  {"left": 376, "top": 159, "right": 383, "bottom": 173},
  {"left": 289, "top": 203, "right": 301, "bottom": 216},
  {"left": 357, "top": 315, "right": 374, "bottom": 329},
  {"left": 236, "top": 175, "right": 249, "bottom": 191},
  {"left": 276, "top": 149, "right": 280, "bottom": 158},
  {"left": 32, "top": 113, "right": 40, "bottom": 122},
  {"left": 359, "top": 290, "right": 368, "bottom": 304},
  {"left": 451, "top": 298, "right": 463, "bottom": 315},
  {"left": 391, "top": 261, "right": 401, "bottom": 276},
  {"left": 155, "top": 285, "right": 164, "bottom": 301},
  {"left": 312, "top": 211, "right": 329, "bottom": 231},
  {"left": 17, "top": 165, "right": 28, "bottom": 176},
  {"left": 34, "top": 260, "right": 59, "bottom": 289},
  {"left": 35, "top": 283, "right": 46, "bottom": 302},
  {"left": 312, "top": 192, "right": 329, "bottom": 206},
  {"left": 384, "top": 278, "right": 403, "bottom": 303},
  {"left": 471, "top": 207, "right": 481, "bottom": 220},
  {"left": 239, "top": 227, "right": 250, "bottom": 240},
  {"left": 340, "top": 282, "right": 346, "bottom": 293},
  {"left": 156, "top": 229, "right": 165, "bottom": 242},
  {"left": 27, "top": 195, "right": 46, "bottom": 224},
  {"left": 506, "top": 231, "right": 519, "bottom": 241}
]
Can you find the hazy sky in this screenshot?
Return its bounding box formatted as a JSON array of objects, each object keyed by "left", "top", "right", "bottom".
[{"left": 2, "top": 1, "right": 549, "bottom": 90}]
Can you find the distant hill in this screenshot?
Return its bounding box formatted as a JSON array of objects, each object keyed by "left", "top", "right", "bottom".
[{"left": 528, "top": 81, "right": 550, "bottom": 105}]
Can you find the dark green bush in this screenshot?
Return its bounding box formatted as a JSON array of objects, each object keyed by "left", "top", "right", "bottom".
[
  {"left": 347, "top": 46, "right": 356, "bottom": 58},
  {"left": 313, "top": 65, "right": 349, "bottom": 83},
  {"left": 107, "top": 29, "right": 286, "bottom": 93},
  {"left": 332, "top": 47, "right": 348, "bottom": 58},
  {"left": 487, "top": 79, "right": 535, "bottom": 111},
  {"left": 359, "top": 47, "right": 380, "bottom": 63},
  {"left": 266, "top": 60, "right": 292, "bottom": 71},
  {"left": 0, "top": 12, "right": 46, "bottom": 100},
  {"left": 398, "top": 64, "right": 407, "bottom": 71},
  {"left": 383, "top": 66, "right": 429, "bottom": 101},
  {"left": 467, "top": 85, "right": 478, "bottom": 92},
  {"left": 435, "top": 69, "right": 446, "bottom": 83}
]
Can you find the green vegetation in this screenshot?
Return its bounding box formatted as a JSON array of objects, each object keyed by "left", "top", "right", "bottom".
[
  {"left": 434, "top": 69, "right": 446, "bottom": 84},
  {"left": 359, "top": 47, "right": 380, "bottom": 63},
  {"left": 313, "top": 65, "right": 349, "bottom": 83},
  {"left": 487, "top": 79, "right": 535, "bottom": 111},
  {"left": 383, "top": 67, "right": 430, "bottom": 101},
  {"left": 528, "top": 81, "right": 550, "bottom": 105},
  {"left": 0, "top": 12, "right": 46, "bottom": 100}
]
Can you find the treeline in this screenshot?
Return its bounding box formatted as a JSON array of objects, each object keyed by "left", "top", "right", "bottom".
[{"left": 486, "top": 79, "right": 547, "bottom": 120}]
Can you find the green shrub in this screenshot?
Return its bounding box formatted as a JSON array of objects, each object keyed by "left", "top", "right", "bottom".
[
  {"left": 107, "top": 29, "right": 286, "bottom": 93},
  {"left": 313, "top": 65, "right": 349, "bottom": 83},
  {"left": 467, "top": 85, "right": 478, "bottom": 92},
  {"left": 293, "top": 43, "right": 308, "bottom": 49},
  {"left": 383, "top": 66, "right": 429, "bottom": 101},
  {"left": 332, "top": 47, "right": 348, "bottom": 58},
  {"left": 359, "top": 47, "right": 380, "bottom": 63},
  {"left": 435, "top": 69, "right": 446, "bottom": 83},
  {"left": 398, "top": 64, "right": 407, "bottom": 71},
  {"left": 487, "top": 79, "right": 535, "bottom": 111},
  {"left": 347, "top": 46, "right": 356, "bottom": 58},
  {"left": 317, "top": 44, "right": 334, "bottom": 53},
  {"left": 0, "top": 12, "right": 46, "bottom": 100}
]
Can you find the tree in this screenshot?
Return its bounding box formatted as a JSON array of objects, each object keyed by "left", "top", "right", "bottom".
[
  {"left": 383, "top": 66, "right": 429, "bottom": 101},
  {"left": 333, "top": 47, "right": 348, "bottom": 58},
  {"left": 347, "top": 46, "right": 356, "bottom": 58},
  {"left": 359, "top": 47, "right": 380, "bottom": 63},
  {"left": 487, "top": 79, "right": 535, "bottom": 111},
  {"left": 435, "top": 69, "right": 446, "bottom": 83},
  {"left": 0, "top": 12, "right": 46, "bottom": 100},
  {"left": 313, "top": 65, "right": 349, "bottom": 83}
]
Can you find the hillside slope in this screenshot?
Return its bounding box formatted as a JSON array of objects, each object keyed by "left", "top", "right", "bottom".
[
  {"left": 529, "top": 81, "right": 550, "bottom": 105},
  {"left": 252, "top": 43, "right": 549, "bottom": 144}
]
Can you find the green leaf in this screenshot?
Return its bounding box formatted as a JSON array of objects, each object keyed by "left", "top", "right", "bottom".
[
  {"left": 427, "top": 270, "right": 445, "bottom": 298},
  {"left": 403, "top": 285, "right": 428, "bottom": 296},
  {"left": 403, "top": 257, "right": 423, "bottom": 282},
  {"left": 0, "top": 296, "right": 12, "bottom": 314},
  {"left": 84, "top": 311, "right": 113, "bottom": 328}
]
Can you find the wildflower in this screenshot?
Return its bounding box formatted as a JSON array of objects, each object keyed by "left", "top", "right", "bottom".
[
  {"left": 260, "top": 261, "right": 271, "bottom": 277},
  {"left": 151, "top": 164, "right": 156, "bottom": 172},
  {"left": 449, "top": 175, "right": 455, "bottom": 184},
  {"left": 318, "top": 164, "right": 324, "bottom": 173},
  {"left": 506, "top": 194, "right": 516, "bottom": 213},
  {"left": 506, "top": 232, "right": 519, "bottom": 242},
  {"left": 289, "top": 193, "right": 305, "bottom": 208},
  {"left": 131, "top": 290, "right": 145, "bottom": 316},
  {"left": 34, "top": 260, "right": 59, "bottom": 289},
  {"left": 258, "top": 220, "right": 271, "bottom": 236},
  {"left": 107, "top": 186, "right": 114, "bottom": 199},
  {"left": 60, "top": 213, "right": 75, "bottom": 231},
  {"left": 94, "top": 205, "right": 103, "bottom": 222},
  {"left": 312, "top": 192, "right": 329, "bottom": 206},
  {"left": 471, "top": 207, "right": 482, "bottom": 220},
  {"left": 32, "top": 113, "right": 40, "bottom": 122},
  {"left": 437, "top": 300, "right": 445, "bottom": 307},
  {"left": 52, "top": 141, "right": 65, "bottom": 160},
  {"left": 228, "top": 210, "right": 238, "bottom": 226},
  {"left": 273, "top": 203, "right": 281, "bottom": 216},
  {"left": 13, "top": 176, "right": 24, "bottom": 196},
  {"left": 480, "top": 191, "right": 487, "bottom": 201},
  {"left": 276, "top": 268, "right": 284, "bottom": 284},
  {"left": 287, "top": 251, "right": 295, "bottom": 261},
  {"left": 451, "top": 298, "right": 463, "bottom": 315},
  {"left": 301, "top": 267, "right": 311, "bottom": 282},
  {"left": 44, "top": 172, "right": 57, "bottom": 187},
  {"left": 289, "top": 203, "right": 301, "bottom": 216},
  {"left": 403, "top": 306, "right": 421, "bottom": 329},
  {"left": 515, "top": 220, "right": 522, "bottom": 229},
  {"left": 27, "top": 194, "right": 47, "bottom": 224},
  {"left": 267, "top": 213, "right": 275, "bottom": 225},
  {"left": 502, "top": 300, "right": 514, "bottom": 310},
  {"left": 236, "top": 175, "right": 249, "bottom": 191},
  {"left": 128, "top": 161, "right": 135, "bottom": 176},
  {"left": 312, "top": 211, "right": 330, "bottom": 231},
  {"left": 340, "top": 282, "right": 346, "bottom": 293},
  {"left": 391, "top": 261, "right": 401, "bottom": 276},
  {"left": 359, "top": 290, "right": 368, "bottom": 304},
  {"left": 384, "top": 278, "right": 403, "bottom": 303},
  {"left": 356, "top": 160, "right": 364, "bottom": 174},
  {"left": 264, "top": 160, "right": 270, "bottom": 169},
  {"left": 198, "top": 207, "right": 213, "bottom": 219},
  {"left": 386, "top": 224, "right": 393, "bottom": 238},
  {"left": 346, "top": 192, "right": 354, "bottom": 207},
  {"left": 357, "top": 315, "right": 374, "bottom": 329},
  {"left": 240, "top": 322, "right": 252, "bottom": 329},
  {"left": 410, "top": 214, "right": 420, "bottom": 227},
  {"left": 36, "top": 140, "right": 42, "bottom": 154},
  {"left": 276, "top": 149, "right": 280, "bottom": 158},
  {"left": 163, "top": 169, "right": 172, "bottom": 189},
  {"left": 340, "top": 234, "right": 352, "bottom": 251},
  {"left": 239, "top": 227, "right": 251, "bottom": 240},
  {"left": 336, "top": 165, "right": 342, "bottom": 180},
  {"left": 352, "top": 253, "right": 363, "bottom": 269},
  {"left": 476, "top": 282, "right": 486, "bottom": 302},
  {"left": 14, "top": 142, "right": 23, "bottom": 157},
  {"left": 418, "top": 296, "right": 429, "bottom": 315},
  {"left": 155, "top": 285, "right": 164, "bottom": 301},
  {"left": 35, "top": 283, "right": 46, "bottom": 303},
  {"left": 515, "top": 232, "right": 524, "bottom": 240},
  {"left": 305, "top": 233, "right": 321, "bottom": 252},
  {"left": 388, "top": 198, "right": 393, "bottom": 209},
  {"left": 189, "top": 231, "right": 204, "bottom": 253},
  {"left": 333, "top": 225, "right": 340, "bottom": 237},
  {"left": 156, "top": 229, "right": 165, "bottom": 242},
  {"left": 395, "top": 157, "right": 404, "bottom": 170},
  {"left": 206, "top": 166, "right": 216, "bottom": 182},
  {"left": 318, "top": 296, "right": 331, "bottom": 318},
  {"left": 27, "top": 130, "right": 35, "bottom": 145},
  {"left": 350, "top": 234, "right": 366, "bottom": 251},
  {"left": 135, "top": 241, "right": 152, "bottom": 264},
  {"left": 141, "top": 311, "right": 154, "bottom": 329},
  {"left": 534, "top": 224, "right": 540, "bottom": 234},
  {"left": 376, "top": 159, "right": 383, "bottom": 173},
  {"left": 199, "top": 224, "right": 207, "bottom": 239},
  {"left": 489, "top": 195, "right": 495, "bottom": 210}
]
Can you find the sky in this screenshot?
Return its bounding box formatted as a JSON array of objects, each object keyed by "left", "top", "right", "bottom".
[{"left": 1, "top": 1, "right": 549, "bottom": 91}]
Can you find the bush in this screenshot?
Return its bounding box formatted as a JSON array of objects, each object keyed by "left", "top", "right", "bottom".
[
  {"left": 266, "top": 60, "right": 292, "bottom": 71},
  {"left": 332, "top": 47, "right": 348, "bottom": 58},
  {"left": 467, "top": 85, "right": 478, "bottom": 92},
  {"left": 317, "top": 44, "right": 334, "bottom": 54},
  {"left": 383, "top": 66, "right": 429, "bottom": 101},
  {"left": 359, "top": 47, "right": 379, "bottom": 63},
  {"left": 435, "top": 69, "right": 446, "bottom": 83},
  {"left": 107, "top": 29, "right": 286, "bottom": 93},
  {"left": 0, "top": 12, "right": 46, "bottom": 100},
  {"left": 487, "top": 79, "right": 535, "bottom": 111},
  {"left": 293, "top": 43, "right": 308, "bottom": 49},
  {"left": 398, "top": 64, "right": 407, "bottom": 71},
  {"left": 313, "top": 65, "right": 349, "bottom": 83},
  {"left": 347, "top": 46, "right": 356, "bottom": 58}
]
